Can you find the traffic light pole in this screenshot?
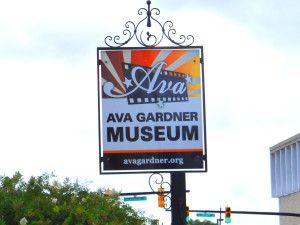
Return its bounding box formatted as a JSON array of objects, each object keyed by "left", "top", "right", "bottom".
[
  {"left": 171, "top": 172, "right": 187, "bottom": 225},
  {"left": 217, "top": 207, "right": 223, "bottom": 225}
]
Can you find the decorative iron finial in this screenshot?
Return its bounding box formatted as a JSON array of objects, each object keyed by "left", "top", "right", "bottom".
[
  {"left": 146, "top": 0, "right": 152, "bottom": 27},
  {"left": 104, "top": 1, "right": 195, "bottom": 47}
]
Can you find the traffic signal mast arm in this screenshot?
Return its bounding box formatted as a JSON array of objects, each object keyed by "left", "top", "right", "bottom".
[
  {"left": 185, "top": 209, "right": 300, "bottom": 217},
  {"left": 117, "top": 190, "right": 190, "bottom": 196}
]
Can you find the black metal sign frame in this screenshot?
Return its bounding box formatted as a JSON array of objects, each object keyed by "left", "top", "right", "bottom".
[{"left": 97, "top": 46, "right": 207, "bottom": 174}]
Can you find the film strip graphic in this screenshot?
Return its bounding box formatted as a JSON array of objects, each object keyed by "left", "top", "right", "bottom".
[{"left": 122, "top": 62, "right": 189, "bottom": 105}]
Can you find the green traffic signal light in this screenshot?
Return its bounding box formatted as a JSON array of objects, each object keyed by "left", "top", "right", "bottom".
[{"left": 225, "top": 217, "right": 231, "bottom": 223}]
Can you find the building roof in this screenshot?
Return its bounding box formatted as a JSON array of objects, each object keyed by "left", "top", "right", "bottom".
[{"left": 270, "top": 133, "right": 300, "bottom": 153}]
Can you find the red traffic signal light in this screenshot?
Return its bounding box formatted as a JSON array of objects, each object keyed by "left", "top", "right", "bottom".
[{"left": 225, "top": 206, "right": 231, "bottom": 223}]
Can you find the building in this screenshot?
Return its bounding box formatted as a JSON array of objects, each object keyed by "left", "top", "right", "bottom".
[{"left": 270, "top": 133, "right": 300, "bottom": 225}]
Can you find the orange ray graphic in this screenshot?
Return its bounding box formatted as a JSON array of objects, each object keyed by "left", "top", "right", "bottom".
[
  {"left": 188, "top": 93, "right": 201, "bottom": 97},
  {"left": 163, "top": 50, "right": 188, "bottom": 69},
  {"left": 131, "top": 50, "right": 160, "bottom": 67},
  {"left": 175, "top": 56, "right": 201, "bottom": 78},
  {"left": 187, "top": 83, "right": 201, "bottom": 91}
]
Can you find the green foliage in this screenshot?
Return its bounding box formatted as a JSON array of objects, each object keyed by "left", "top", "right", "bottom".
[
  {"left": 0, "top": 172, "right": 156, "bottom": 225},
  {"left": 147, "top": 218, "right": 159, "bottom": 225},
  {"left": 188, "top": 219, "right": 217, "bottom": 225}
]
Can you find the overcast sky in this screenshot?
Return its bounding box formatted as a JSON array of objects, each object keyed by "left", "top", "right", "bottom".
[{"left": 1, "top": 0, "right": 300, "bottom": 224}]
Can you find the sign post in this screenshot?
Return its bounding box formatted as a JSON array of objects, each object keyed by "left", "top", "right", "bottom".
[
  {"left": 171, "top": 172, "right": 187, "bottom": 225},
  {"left": 97, "top": 1, "right": 207, "bottom": 224}
]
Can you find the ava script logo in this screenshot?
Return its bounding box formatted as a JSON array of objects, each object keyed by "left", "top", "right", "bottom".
[{"left": 103, "top": 61, "right": 191, "bottom": 105}]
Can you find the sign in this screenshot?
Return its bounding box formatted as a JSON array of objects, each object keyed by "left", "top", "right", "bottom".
[
  {"left": 124, "top": 196, "right": 147, "bottom": 202},
  {"left": 98, "top": 47, "right": 207, "bottom": 173},
  {"left": 197, "top": 213, "right": 215, "bottom": 217}
]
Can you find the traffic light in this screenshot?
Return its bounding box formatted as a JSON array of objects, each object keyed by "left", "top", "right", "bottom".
[
  {"left": 225, "top": 206, "right": 231, "bottom": 223},
  {"left": 158, "top": 188, "right": 165, "bottom": 208},
  {"left": 185, "top": 206, "right": 190, "bottom": 222},
  {"left": 103, "top": 189, "right": 114, "bottom": 196}
]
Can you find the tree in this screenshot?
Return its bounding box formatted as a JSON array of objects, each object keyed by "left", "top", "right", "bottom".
[
  {"left": 188, "top": 219, "right": 217, "bottom": 225},
  {"left": 0, "top": 172, "right": 157, "bottom": 225}
]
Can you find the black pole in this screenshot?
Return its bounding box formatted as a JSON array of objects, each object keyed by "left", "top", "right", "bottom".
[
  {"left": 217, "top": 207, "right": 223, "bottom": 225},
  {"left": 171, "top": 172, "right": 187, "bottom": 225},
  {"left": 117, "top": 190, "right": 190, "bottom": 196}
]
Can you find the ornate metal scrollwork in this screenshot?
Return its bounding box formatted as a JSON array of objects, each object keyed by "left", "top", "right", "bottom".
[
  {"left": 148, "top": 173, "right": 171, "bottom": 209},
  {"left": 104, "top": 0, "right": 195, "bottom": 47}
]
